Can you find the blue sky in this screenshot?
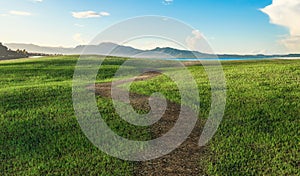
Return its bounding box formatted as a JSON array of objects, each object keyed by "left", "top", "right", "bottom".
[{"left": 0, "top": 0, "right": 299, "bottom": 54}]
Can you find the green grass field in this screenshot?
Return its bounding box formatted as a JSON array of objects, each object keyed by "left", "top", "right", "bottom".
[{"left": 1, "top": 56, "right": 299, "bottom": 175}]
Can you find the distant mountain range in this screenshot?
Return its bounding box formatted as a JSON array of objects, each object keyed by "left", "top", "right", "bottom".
[{"left": 5, "top": 42, "right": 300, "bottom": 59}]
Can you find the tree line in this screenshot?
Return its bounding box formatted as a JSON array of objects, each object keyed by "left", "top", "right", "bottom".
[
  {"left": 0, "top": 42, "right": 29, "bottom": 60},
  {"left": 0, "top": 43, "right": 60, "bottom": 60}
]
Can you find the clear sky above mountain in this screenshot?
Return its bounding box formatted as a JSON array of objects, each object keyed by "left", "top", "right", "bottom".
[{"left": 0, "top": 0, "right": 299, "bottom": 54}]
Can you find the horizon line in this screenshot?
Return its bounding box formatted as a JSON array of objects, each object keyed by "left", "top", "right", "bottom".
[{"left": 3, "top": 42, "right": 300, "bottom": 56}]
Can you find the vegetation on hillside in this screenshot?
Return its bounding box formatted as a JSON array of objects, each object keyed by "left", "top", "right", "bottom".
[{"left": 0, "top": 43, "right": 29, "bottom": 60}]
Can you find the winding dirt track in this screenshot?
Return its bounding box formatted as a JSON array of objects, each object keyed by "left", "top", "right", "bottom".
[{"left": 93, "top": 72, "right": 207, "bottom": 176}]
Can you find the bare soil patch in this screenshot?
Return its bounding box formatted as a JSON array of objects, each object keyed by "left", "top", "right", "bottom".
[{"left": 93, "top": 72, "right": 207, "bottom": 176}]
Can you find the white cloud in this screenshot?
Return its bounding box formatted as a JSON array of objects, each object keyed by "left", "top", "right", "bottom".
[
  {"left": 185, "top": 30, "right": 204, "bottom": 50},
  {"left": 73, "top": 33, "right": 86, "bottom": 44},
  {"left": 163, "top": 0, "right": 173, "bottom": 5},
  {"left": 74, "top": 23, "right": 84, "bottom": 28},
  {"left": 100, "top": 12, "right": 110, "bottom": 16},
  {"left": 72, "top": 11, "right": 110, "bottom": 19},
  {"left": 9, "top": 10, "right": 32, "bottom": 16},
  {"left": 32, "top": 0, "right": 43, "bottom": 2},
  {"left": 280, "top": 36, "right": 300, "bottom": 52},
  {"left": 261, "top": 0, "right": 300, "bottom": 53},
  {"left": 72, "top": 11, "right": 100, "bottom": 18}
]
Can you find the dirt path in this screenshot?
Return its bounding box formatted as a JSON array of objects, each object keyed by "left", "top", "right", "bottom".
[{"left": 93, "top": 72, "right": 207, "bottom": 176}]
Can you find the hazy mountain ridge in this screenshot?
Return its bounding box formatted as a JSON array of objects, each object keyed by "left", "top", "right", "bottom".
[
  {"left": 5, "top": 42, "right": 300, "bottom": 58},
  {"left": 5, "top": 43, "right": 72, "bottom": 54}
]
